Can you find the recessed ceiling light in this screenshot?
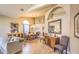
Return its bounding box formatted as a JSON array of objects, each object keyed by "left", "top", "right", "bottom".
[{"left": 20, "top": 8, "right": 24, "bottom": 11}]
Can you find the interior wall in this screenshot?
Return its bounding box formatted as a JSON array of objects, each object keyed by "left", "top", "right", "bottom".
[
  {"left": 70, "top": 4, "right": 79, "bottom": 53},
  {"left": 30, "top": 16, "right": 45, "bottom": 35},
  {"left": 35, "top": 16, "right": 45, "bottom": 24},
  {"left": 44, "top": 4, "right": 71, "bottom": 53},
  {"left": 44, "top": 4, "right": 79, "bottom": 53},
  {"left": 34, "top": 16, "right": 45, "bottom": 33},
  {"left": 0, "top": 15, "right": 16, "bottom": 38},
  {"left": 17, "top": 17, "right": 34, "bottom": 33},
  {"left": 45, "top": 4, "right": 70, "bottom": 37}
]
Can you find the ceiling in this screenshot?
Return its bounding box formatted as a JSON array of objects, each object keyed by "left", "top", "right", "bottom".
[
  {"left": 0, "top": 4, "right": 34, "bottom": 18},
  {"left": 21, "top": 4, "right": 56, "bottom": 17},
  {"left": 0, "top": 4, "right": 56, "bottom": 18}
]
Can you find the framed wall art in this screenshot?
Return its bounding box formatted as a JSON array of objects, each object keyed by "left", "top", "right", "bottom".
[
  {"left": 10, "top": 23, "right": 19, "bottom": 33},
  {"left": 74, "top": 12, "right": 79, "bottom": 38}
]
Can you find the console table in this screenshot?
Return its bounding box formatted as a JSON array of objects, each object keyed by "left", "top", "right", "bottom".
[{"left": 44, "top": 36, "right": 60, "bottom": 48}]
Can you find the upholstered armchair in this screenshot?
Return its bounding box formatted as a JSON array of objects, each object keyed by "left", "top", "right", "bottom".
[{"left": 54, "top": 35, "right": 70, "bottom": 54}]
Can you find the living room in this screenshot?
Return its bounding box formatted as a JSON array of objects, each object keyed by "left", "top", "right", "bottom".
[{"left": 0, "top": 4, "right": 79, "bottom": 54}]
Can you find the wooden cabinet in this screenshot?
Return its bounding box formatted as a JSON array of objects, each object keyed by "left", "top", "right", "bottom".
[
  {"left": 44, "top": 36, "right": 60, "bottom": 48},
  {"left": 49, "top": 37, "right": 56, "bottom": 48},
  {"left": 44, "top": 36, "right": 50, "bottom": 45}
]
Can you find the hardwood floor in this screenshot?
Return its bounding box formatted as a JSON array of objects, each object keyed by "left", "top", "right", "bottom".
[{"left": 21, "top": 39, "right": 54, "bottom": 54}]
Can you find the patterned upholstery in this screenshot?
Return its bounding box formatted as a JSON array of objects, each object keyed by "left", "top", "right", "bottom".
[
  {"left": 55, "top": 35, "right": 70, "bottom": 54},
  {"left": 0, "top": 37, "right": 22, "bottom": 54},
  {"left": 60, "top": 36, "right": 69, "bottom": 48}
]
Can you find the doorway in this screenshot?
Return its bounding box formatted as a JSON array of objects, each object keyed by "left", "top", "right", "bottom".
[{"left": 23, "top": 20, "right": 29, "bottom": 38}]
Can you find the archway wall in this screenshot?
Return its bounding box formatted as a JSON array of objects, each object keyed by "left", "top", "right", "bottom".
[{"left": 44, "top": 4, "right": 70, "bottom": 37}]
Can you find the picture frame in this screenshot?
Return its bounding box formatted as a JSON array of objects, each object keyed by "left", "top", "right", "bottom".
[
  {"left": 48, "top": 19, "right": 62, "bottom": 34},
  {"left": 74, "top": 12, "right": 79, "bottom": 38},
  {"left": 10, "top": 23, "right": 19, "bottom": 33}
]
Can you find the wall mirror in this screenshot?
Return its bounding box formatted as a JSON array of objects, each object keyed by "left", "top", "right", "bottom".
[{"left": 48, "top": 19, "right": 61, "bottom": 34}]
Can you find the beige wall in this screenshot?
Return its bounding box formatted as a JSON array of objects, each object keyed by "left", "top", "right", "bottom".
[
  {"left": 44, "top": 4, "right": 79, "bottom": 53},
  {"left": 30, "top": 16, "right": 45, "bottom": 35},
  {"left": 44, "top": 4, "right": 71, "bottom": 53},
  {"left": 44, "top": 4, "right": 70, "bottom": 36},
  {"left": 35, "top": 16, "right": 45, "bottom": 24},
  {"left": 0, "top": 15, "right": 35, "bottom": 38},
  {"left": 17, "top": 17, "right": 34, "bottom": 32},
  {"left": 0, "top": 15, "right": 16, "bottom": 38},
  {"left": 70, "top": 4, "right": 79, "bottom": 53}
]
